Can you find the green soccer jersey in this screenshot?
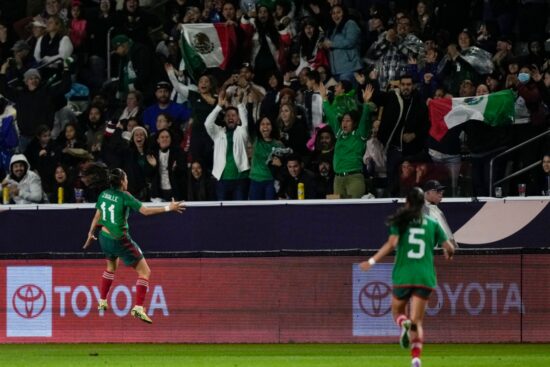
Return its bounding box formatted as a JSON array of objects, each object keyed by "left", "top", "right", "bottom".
[
  {"left": 95, "top": 189, "right": 142, "bottom": 239},
  {"left": 390, "top": 215, "right": 448, "bottom": 289}
]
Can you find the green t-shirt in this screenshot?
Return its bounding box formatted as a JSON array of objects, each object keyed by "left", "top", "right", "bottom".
[
  {"left": 95, "top": 189, "right": 143, "bottom": 239},
  {"left": 391, "top": 215, "right": 448, "bottom": 289},
  {"left": 221, "top": 130, "right": 249, "bottom": 180},
  {"left": 250, "top": 139, "right": 283, "bottom": 182}
]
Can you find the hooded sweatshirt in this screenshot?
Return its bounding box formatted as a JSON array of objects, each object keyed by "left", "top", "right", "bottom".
[{"left": 4, "top": 154, "right": 44, "bottom": 204}]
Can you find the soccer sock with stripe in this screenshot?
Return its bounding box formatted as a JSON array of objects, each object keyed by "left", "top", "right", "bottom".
[
  {"left": 100, "top": 271, "right": 115, "bottom": 299},
  {"left": 135, "top": 277, "right": 149, "bottom": 307},
  {"left": 395, "top": 314, "right": 409, "bottom": 327},
  {"left": 411, "top": 338, "right": 423, "bottom": 358}
]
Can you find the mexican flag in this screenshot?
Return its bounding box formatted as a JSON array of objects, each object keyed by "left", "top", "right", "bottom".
[
  {"left": 428, "top": 89, "right": 516, "bottom": 141},
  {"left": 180, "top": 23, "right": 237, "bottom": 81}
]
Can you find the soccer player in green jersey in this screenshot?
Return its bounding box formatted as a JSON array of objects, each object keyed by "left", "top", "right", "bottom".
[
  {"left": 83, "top": 166, "right": 185, "bottom": 324},
  {"left": 360, "top": 187, "right": 455, "bottom": 367}
]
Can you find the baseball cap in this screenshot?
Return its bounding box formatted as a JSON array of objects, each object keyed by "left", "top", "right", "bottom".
[
  {"left": 423, "top": 180, "right": 446, "bottom": 192},
  {"left": 11, "top": 40, "right": 31, "bottom": 52},
  {"left": 155, "top": 81, "right": 172, "bottom": 91},
  {"left": 111, "top": 34, "right": 130, "bottom": 48}
]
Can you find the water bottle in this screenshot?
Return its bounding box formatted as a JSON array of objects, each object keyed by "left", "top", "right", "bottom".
[
  {"left": 2, "top": 184, "right": 9, "bottom": 205},
  {"left": 298, "top": 182, "right": 305, "bottom": 200},
  {"left": 58, "top": 187, "right": 64, "bottom": 204}
]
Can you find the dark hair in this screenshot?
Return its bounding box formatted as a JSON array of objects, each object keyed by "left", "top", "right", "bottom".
[
  {"left": 330, "top": 4, "right": 350, "bottom": 34},
  {"left": 400, "top": 74, "right": 414, "bottom": 82},
  {"left": 256, "top": 115, "right": 280, "bottom": 141},
  {"left": 387, "top": 187, "right": 425, "bottom": 234},
  {"left": 286, "top": 153, "right": 302, "bottom": 164},
  {"left": 36, "top": 124, "right": 51, "bottom": 137},
  {"left": 108, "top": 168, "right": 126, "bottom": 188},
  {"left": 306, "top": 70, "right": 321, "bottom": 84}
]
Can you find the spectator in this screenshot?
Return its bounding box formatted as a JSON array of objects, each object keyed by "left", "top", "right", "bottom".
[
  {"left": 0, "top": 99, "right": 18, "bottom": 179},
  {"left": 321, "top": 83, "right": 373, "bottom": 199},
  {"left": 533, "top": 153, "right": 550, "bottom": 196},
  {"left": 277, "top": 102, "right": 309, "bottom": 157},
  {"left": 1, "top": 154, "right": 45, "bottom": 204},
  {"left": 4, "top": 40, "right": 38, "bottom": 83},
  {"left": 0, "top": 64, "right": 71, "bottom": 152},
  {"left": 205, "top": 92, "right": 250, "bottom": 201},
  {"left": 82, "top": 106, "right": 106, "bottom": 157},
  {"left": 298, "top": 17, "right": 328, "bottom": 71},
  {"left": 224, "top": 63, "right": 266, "bottom": 123},
  {"left": 249, "top": 115, "right": 283, "bottom": 200},
  {"left": 120, "top": 126, "right": 154, "bottom": 201},
  {"left": 111, "top": 34, "right": 158, "bottom": 103},
  {"left": 322, "top": 4, "right": 362, "bottom": 82},
  {"left": 68, "top": 2, "right": 87, "bottom": 50},
  {"left": 111, "top": 90, "right": 143, "bottom": 126},
  {"left": 303, "top": 69, "right": 324, "bottom": 137},
  {"left": 165, "top": 63, "right": 218, "bottom": 171},
  {"left": 187, "top": 160, "right": 216, "bottom": 201},
  {"left": 26, "top": 19, "right": 48, "bottom": 52},
  {"left": 259, "top": 70, "right": 283, "bottom": 122},
  {"left": 314, "top": 157, "right": 335, "bottom": 199},
  {"left": 277, "top": 153, "right": 316, "bottom": 199},
  {"left": 492, "top": 36, "right": 514, "bottom": 76},
  {"left": 84, "top": 0, "right": 116, "bottom": 91},
  {"left": 24, "top": 124, "right": 58, "bottom": 192},
  {"left": 148, "top": 128, "right": 187, "bottom": 201},
  {"left": 34, "top": 15, "right": 74, "bottom": 66},
  {"left": 308, "top": 124, "right": 335, "bottom": 172},
  {"left": 366, "top": 14, "right": 424, "bottom": 90},
  {"left": 114, "top": 0, "right": 161, "bottom": 48},
  {"left": 142, "top": 81, "right": 191, "bottom": 134},
  {"left": 242, "top": 4, "right": 289, "bottom": 83},
  {"left": 438, "top": 31, "right": 493, "bottom": 96},
  {"left": 47, "top": 163, "right": 76, "bottom": 203},
  {"left": 55, "top": 121, "right": 89, "bottom": 169},
  {"left": 377, "top": 75, "right": 430, "bottom": 197}
]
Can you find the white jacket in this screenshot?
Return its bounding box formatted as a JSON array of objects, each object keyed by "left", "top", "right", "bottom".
[
  {"left": 5, "top": 154, "right": 44, "bottom": 204},
  {"left": 205, "top": 104, "right": 250, "bottom": 180}
]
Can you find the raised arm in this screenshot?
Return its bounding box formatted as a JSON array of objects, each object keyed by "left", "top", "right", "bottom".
[
  {"left": 139, "top": 198, "right": 185, "bottom": 216},
  {"left": 320, "top": 83, "right": 339, "bottom": 133},
  {"left": 205, "top": 92, "right": 226, "bottom": 138},
  {"left": 165, "top": 63, "right": 195, "bottom": 101}
]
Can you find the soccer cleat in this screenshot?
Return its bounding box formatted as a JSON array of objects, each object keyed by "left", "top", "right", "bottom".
[
  {"left": 131, "top": 305, "right": 152, "bottom": 324},
  {"left": 97, "top": 299, "right": 109, "bottom": 311},
  {"left": 411, "top": 357, "right": 421, "bottom": 367},
  {"left": 400, "top": 319, "right": 412, "bottom": 349}
]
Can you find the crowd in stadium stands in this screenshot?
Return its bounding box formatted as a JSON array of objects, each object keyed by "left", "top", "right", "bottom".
[{"left": 0, "top": 0, "right": 549, "bottom": 203}]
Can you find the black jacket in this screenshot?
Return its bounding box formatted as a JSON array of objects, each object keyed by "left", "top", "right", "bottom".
[{"left": 377, "top": 90, "right": 430, "bottom": 157}]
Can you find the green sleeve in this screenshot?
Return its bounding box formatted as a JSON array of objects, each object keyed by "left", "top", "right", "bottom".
[
  {"left": 322, "top": 100, "right": 340, "bottom": 133},
  {"left": 124, "top": 192, "right": 143, "bottom": 212},
  {"left": 357, "top": 103, "right": 372, "bottom": 139},
  {"left": 389, "top": 225, "right": 399, "bottom": 236}
]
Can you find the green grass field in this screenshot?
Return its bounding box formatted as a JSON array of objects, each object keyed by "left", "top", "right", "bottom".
[{"left": 0, "top": 344, "right": 549, "bottom": 367}]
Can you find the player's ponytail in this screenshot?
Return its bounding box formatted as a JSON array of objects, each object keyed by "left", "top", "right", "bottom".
[{"left": 387, "top": 187, "right": 425, "bottom": 234}]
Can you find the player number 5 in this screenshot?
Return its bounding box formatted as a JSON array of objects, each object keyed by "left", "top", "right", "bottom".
[{"left": 407, "top": 228, "right": 425, "bottom": 259}]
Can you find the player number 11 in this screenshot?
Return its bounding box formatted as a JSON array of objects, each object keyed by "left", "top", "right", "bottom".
[{"left": 100, "top": 202, "right": 116, "bottom": 224}]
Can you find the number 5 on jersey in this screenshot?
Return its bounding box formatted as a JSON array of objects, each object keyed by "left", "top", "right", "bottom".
[{"left": 407, "top": 228, "right": 425, "bottom": 259}]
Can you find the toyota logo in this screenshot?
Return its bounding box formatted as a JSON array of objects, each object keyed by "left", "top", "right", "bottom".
[
  {"left": 12, "top": 284, "right": 47, "bottom": 319},
  {"left": 359, "top": 281, "right": 392, "bottom": 317}
]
